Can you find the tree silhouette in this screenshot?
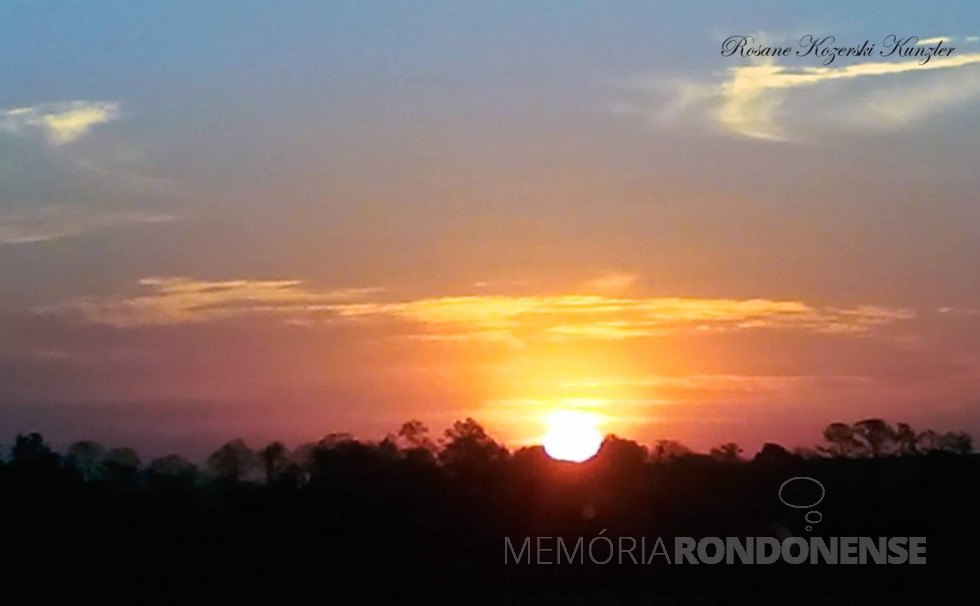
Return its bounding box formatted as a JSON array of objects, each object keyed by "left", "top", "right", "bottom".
[
  {"left": 101, "top": 447, "right": 142, "bottom": 486},
  {"left": 11, "top": 432, "right": 59, "bottom": 469},
  {"left": 148, "top": 454, "right": 198, "bottom": 486},
  {"left": 390, "top": 419, "right": 437, "bottom": 465},
  {"left": 105, "top": 447, "right": 141, "bottom": 468},
  {"left": 66, "top": 440, "right": 106, "bottom": 480},
  {"left": 207, "top": 439, "right": 256, "bottom": 484},
  {"left": 852, "top": 418, "right": 895, "bottom": 457},
  {"left": 597, "top": 435, "right": 649, "bottom": 469},
  {"left": 318, "top": 432, "right": 355, "bottom": 448},
  {"left": 438, "top": 418, "right": 508, "bottom": 473},
  {"left": 397, "top": 419, "right": 436, "bottom": 451},
  {"left": 916, "top": 429, "right": 939, "bottom": 452},
  {"left": 754, "top": 442, "right": 796, "bottom": 465},
  {"left": 894, "top": 422, "right": 919, "bottom": 455},
  {"left": 260, "top": 441, "right": 288, "bottom": 484},
  {"left": 819, "top": 422, "right": 863, "bottom": 457},
  {"left": 936, "top": 431, "right": 973, "bottom": 454},
  {"left": 709, "top": 442, "right": 743, "bottom": 462},
  {"left": 650, "top": 439, "right": 692, "bottom": 463}
]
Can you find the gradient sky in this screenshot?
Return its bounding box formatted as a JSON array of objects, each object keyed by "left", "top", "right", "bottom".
[{"left": 2, "top": 2, "right": 979, "bottom": 459}]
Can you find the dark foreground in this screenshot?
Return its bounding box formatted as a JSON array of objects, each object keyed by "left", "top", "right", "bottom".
[{"left": 1, "top": 423, "right": 977, "bottom": 604}]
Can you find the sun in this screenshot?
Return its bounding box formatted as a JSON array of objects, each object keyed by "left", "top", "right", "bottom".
[{"left": 542, "top": 410, "right": 603, "bottom": 463}]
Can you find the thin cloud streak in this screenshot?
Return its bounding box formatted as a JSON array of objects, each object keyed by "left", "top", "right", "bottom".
[
  {"left": 37, "top": 277, "right": 383, "bottom": 327},
  {"left": 0, "top": 101, "right": 121, "bottom": 146},
  {"left": 0, "top": 206, "right": 180, "bottom": 245},
  {"left": 916, "top": 36, "right": 954, "bottom": 46}
]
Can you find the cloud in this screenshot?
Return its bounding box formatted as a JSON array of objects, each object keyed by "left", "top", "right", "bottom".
[
  {"left": 341, "top": 296, "right": 913, "bottom": 340},
  {"left": 39, "top": 276, "right": 915, "bottom": 340},
  {"left": 917, "top": 36, "right": 954, "bottom": 46},
  {"left": 0, "top": 101, "right": 121, "bottom": 146},
  {"left": 39, "top": 278, "right": 383, "bottom": 327},
  {"left": 938, "top": 306, "right": 980, "bottom": 317},
  {"left": 0, "top": 205, "right": 179, "bottom": 245},
  {"left": 620, "top": 47, "right": 980, "bottom": 141}
]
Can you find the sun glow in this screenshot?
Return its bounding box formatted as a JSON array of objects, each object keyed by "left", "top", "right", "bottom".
[{"left": 542, "top": 410, "right": 604, "bottom": 462}]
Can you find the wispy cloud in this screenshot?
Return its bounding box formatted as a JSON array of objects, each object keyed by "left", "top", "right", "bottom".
[
  {"left": 39, "top": 277, "right": 383, "bottom": 327},
  {"left": 339, "top": 296, "right": 912, "bottom": 340},
  {"left": 39, "top": 276, "right": 914, "bottom": 339},
  {"left": 938, "top": 306, "right": 980, "bottom": 317},
  {"left": 619, "top": 46, "right": 980, "bottom": 141},
  {"left": 0, "top": 101, "right": 120, "bottom": 146},
  {"left": 916, "top": 36, "right": 952, "bottom": 46},
  {"left": 0, "top": 206, "right": 179, "bottom": 245}
]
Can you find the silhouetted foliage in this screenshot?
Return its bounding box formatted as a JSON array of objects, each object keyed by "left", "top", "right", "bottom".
[
  {"left": 596, "top": 434, "right": 649, "bottom": 470},
  {"left": 895, "top": 422, "right": 918, "bottom": 455},
  {"left": 396, "top": 419, "right": 435, "bottom": 450},
  {"left": 936, "top": 430, "right": 973, "bottom": 454},
  {"left": 754, "top": 442, "right": 797, "bottom": 465},
  {"left": 66, "top": 440, "right": 106, "bottom": 480},
  {"left": 650, "top": 439, "right": 692, "bottom": 463},
  {"left": 260, "top": 441, "right": 288, "bottom": 485},
  {"left": 1, "top": 418, "right": 975, "bottom": 602},
  {"left": 147, "top": 454, "right": 198, "bottom": 487},
  {"left": 818, "top": 419, "right": 973, "bottom": 458},
  {"left": 709, "top": 441, "right": 743, "bottom": 462},
  {"left": 852, "top": 418, "right": 894, "bottom": 457},
  {"left": 819, "top": 422, "right": 862, "bottom": 457},
  {"left": 207, "top": 439, "right": 256, "bottom": 484},
  {"left": 11, "top": 432, "right": 59, "bottom": 469},
  {"left": 438, "top": 417, "right": 509, "bottom": 474}
]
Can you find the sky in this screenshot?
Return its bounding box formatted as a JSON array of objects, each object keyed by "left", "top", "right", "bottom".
[{"left": 1, "top": 1, "right": 979, "bottom": 459}]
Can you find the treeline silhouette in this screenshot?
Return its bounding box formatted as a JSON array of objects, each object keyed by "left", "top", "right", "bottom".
[
  {"left": 6, "top": 417, "right": 972, "bottom": 486},
  {"left": 1, "top": 417, "right": 976, "bottom": 603}
]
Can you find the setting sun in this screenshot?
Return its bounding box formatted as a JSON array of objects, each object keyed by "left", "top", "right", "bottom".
[{"left": 542, "top": 410, "right": 604, "bottom": 462}]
